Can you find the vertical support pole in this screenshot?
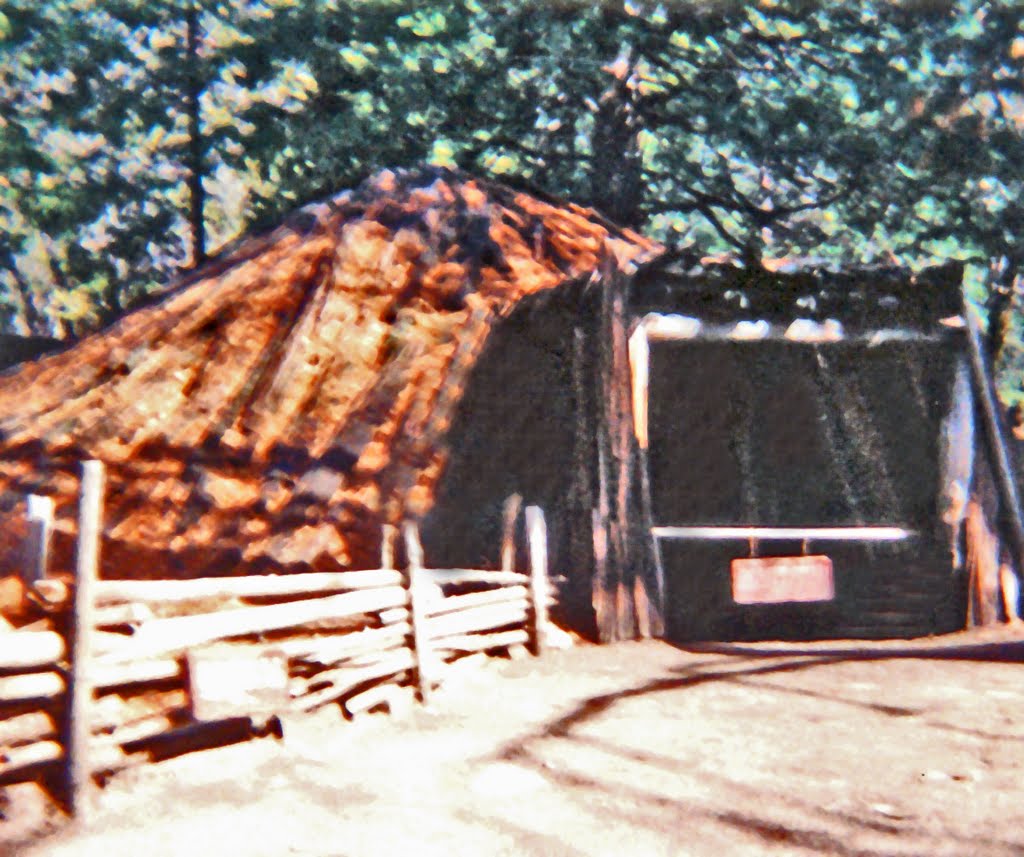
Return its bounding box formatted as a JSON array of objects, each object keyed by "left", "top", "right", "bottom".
[
  {"left": 381, "top": 524, "right": 397, "bottom": 571},
  {"left": 500, "top": 494, "right": 522, "bottom": 572},
  {"left": 24, "top": 495, "right": 55, "bottom": 585},
  {"left": 402, "top": 522, "right": 432, "bottom": 705},
  {"left": 64, "top": 460, "right": 104, "bottom": 818},
  {"left": 526, "top": 506, "right": 549, "bottom": 656}
]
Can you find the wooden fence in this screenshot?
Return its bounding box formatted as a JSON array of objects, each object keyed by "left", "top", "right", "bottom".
[{"left": 0, "top": 462, "right": 554, "bottom": 818}]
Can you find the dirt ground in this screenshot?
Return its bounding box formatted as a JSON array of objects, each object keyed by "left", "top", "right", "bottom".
[{"left": 5, "top": 628, "right": 1024, "bottom": 857}]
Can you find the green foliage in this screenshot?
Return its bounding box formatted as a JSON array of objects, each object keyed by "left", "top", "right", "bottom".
[{"left": 1, "top": 0, "right": 1023, "bottom": 397}]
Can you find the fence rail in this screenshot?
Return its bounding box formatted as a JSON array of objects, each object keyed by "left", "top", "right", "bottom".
[{"left": 0, "top": 464, "right": 555, "bottom": 818}]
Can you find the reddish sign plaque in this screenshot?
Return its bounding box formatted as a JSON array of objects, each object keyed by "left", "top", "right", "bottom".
[{"left": 730, "top": 555, "right": 835, "bottom": 605}]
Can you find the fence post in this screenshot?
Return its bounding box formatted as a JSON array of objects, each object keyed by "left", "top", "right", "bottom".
[
  {"left": 500, "top": 493, "right": 522, "bottom": 572},
  {"left": 402, "top": 522, "right": 432, "bottom": 705},
  {"left": 381, "top": 524, "right": 397, "bottom": 571},
  {"left": 525, "top": 506, "right": 549, "bottom": 656},
  {"left": 63, "top": 460, "right": 104, "bottom": 818},
  {"left": 24, "top": 494, "right": 55, "bottom": 585}
]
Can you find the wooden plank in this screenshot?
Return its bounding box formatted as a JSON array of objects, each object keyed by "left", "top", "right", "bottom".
[
  {"left": 0, "top": 631, "right": 64, "bottom": 671},
  {"left": 425, "top": 586, "right": 528, "bottom": 618},
  {"left": 0, "top": 740, "right": 62, "bottom": 785},
  {"left": 500, "top": 494, "right": 522, "bottom": 572},
  {"left": 0, "top": 711, "right": 57, "bottom": 747},
  {"left": 96, "top": 585, "right": 408, "bottom": 663},
  {"left": 279, "top": 623, "right": 411, "bottom": 666},
  {"left": 526, "top": 506, "right": 549, "bottom": 655},
  {"left": 423, "top": 569, "right": 530, "bottom": 587},
  {"left": 293, "top": 650, "right": 415, "bottom": 712},
  {"left": 403, "top": 523, "right": 432, "bottom": 704},
  {"left": 381, "top": 525, "right": 397, "bottom": 571},
  {"left": 92, "top": 569, "right": 403, "bottom": 607},
  {"left": 0, "top": 671, "right": 64, "bottom": 704},
  {"left": 731, "top": 555, "right": 835, "bottom": 605},
  {"left": 426, "top": 602, "right": 528, "bottom": 640},
  {"left": 652, "top": 526, "right": 915, "bottom": 541},
  {"left": 433, "top": 628, "right": 530, "bottom": 653},
  {"left": 64, "top": 458, "right": 104, "bottom": 817}
]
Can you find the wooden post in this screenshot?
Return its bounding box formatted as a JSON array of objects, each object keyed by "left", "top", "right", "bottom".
[
  {"left": 965, "top": 307, "right": 1024, "bottom": 579},
  {"left": 500, "top": 494, "right": 522, "bottom": 572},
  {"left": 23, "top": 495, "right": 55, "bottom": 585},
  {"left": 381, "top": 524, "right": 397, "bottom": 571},
  {"left": 63, "top": 460, "right": 104, "bottom": 818},
  {"left": 525, "top": 506, "right": 550, "bottom": 656},
  {"left": 402, "top": 522, "right": 432, "bottom": 705}
]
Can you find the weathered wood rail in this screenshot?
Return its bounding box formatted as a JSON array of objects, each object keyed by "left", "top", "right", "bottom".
[{"left": 0, "top": 464, "right": 556, "bottom": 818}]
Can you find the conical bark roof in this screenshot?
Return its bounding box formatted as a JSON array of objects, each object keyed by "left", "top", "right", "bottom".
[{"left": 0, "top": 167, "right": 659, "bottom": 577}]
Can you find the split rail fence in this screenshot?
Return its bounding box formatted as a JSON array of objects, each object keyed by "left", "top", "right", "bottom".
[{"left": 0, "top": 462, "right": 554, "bottom": 817}]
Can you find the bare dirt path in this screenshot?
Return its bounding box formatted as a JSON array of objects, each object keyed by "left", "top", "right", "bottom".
[{"left": 6, "top": 629, "right": 1024, "bottom": 857}]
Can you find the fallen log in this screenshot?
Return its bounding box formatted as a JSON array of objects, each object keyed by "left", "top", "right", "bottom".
[
  {"left": 426, "top": 585, "right": 528, "bottom": 618},
  {"left": 91, "top": 570, "right": 403, "bottom": 607},
  {"left": 120, "top": 716, "right": 255, "bottom": 762},
  {"left": 0, "top": 740, "right": 62, "bottom": 785},
  {"left": 97, "top": 586, "right": 408, "bottom": 663},
  {"left": 0, "top": 671, "right": 64, "bottom": 705},
  {"left": 433, "top": 628, "right": 530, "bottom": 654},
  {"left": 293, "top": 650, "right": 415, "bottom": 712},
  {"left": 0, "top": 711, "right": 57, "bottom": 747},
  {"left": 425, "top": 601, "right": 528, "bottom": 640},
  {"left": 0, "top": 631, "right": 64, "bottom": 671}
]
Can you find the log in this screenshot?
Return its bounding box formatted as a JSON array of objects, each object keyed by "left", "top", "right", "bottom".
[
  {"left": 90, "top": 689, "right": 188, "bottom": 733},
  {"left": 501, "top": 493, "right": 522, "bottom": 572},
  {"left": 293, "top": 650, "right": 415, "bottom": 713},
  {"left": 29, "top": 578, "right": 69, "bottom": 609},
  {"left": 426, "top": 585, "right": 529, "bottom": 618},
  {"left": 526, "top": 506, "right": 550, "bottom": 655},
  {"left": 22, "top": 499, "right": 54, "bottom": 587},
  {"left": 120, "top": 716, "right": 255, "bottom": 762},
  {"left": 0, "top": 671, "right": 64, "bottom": 704},
  {"left": 283, "top": 623, "right": 412, "bottom": 666},
  {"left": 97, "top": 585, "right": 408, "bottom": 663},
  {"left": 343, "top": 683, "right": 402, "bottom": 718},
  {"left": 426, "top": 601, "right": 528, "bottom": 640},
  {"left": 92, "top": 657, "right": 182, "bottom": 690},
  {"left": 94, "top": 602, "right": 154, "bottom": 628},
  {"left": 423, "top": 569, "right": 530, "bottom": 587},
  {"left": 65, "top": 458, "right": 104, "bottom": 818},
  {"left": 381, "top": 525, "right": 397, "bottom": 571},
  {"left": 92, "top": 570, "right": 403, "bottom": 607},
  {"left": 0, "top": 711, "right": 57, "bottom": 747},
  {"left": 378, "top": 606, "right": 410, "bottom": 625},
  {"left": 96, "top": 713, "right": 178, "bottom": 748},
  {"left": 0, "top": 631, "right": 64, "bottom": 671},
  {"left": 403, "top": 523, "right": 433, "bottom": 704},
  {"left": 0, "top": 739, "right": 62, "bottom": 785},
  {"left": 433, "top": 628, "right": 530, "bottom": 654}
]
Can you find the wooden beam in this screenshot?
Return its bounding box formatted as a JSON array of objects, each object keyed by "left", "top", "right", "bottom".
[
  {"left": 425, "top": 586, "right": 528, "bottom": 618},
  {"left": 964, "top": 306, "right": 1024, "bottom": 577},
  {"left": 403, "top": 523, "right": 433, "bottom": 705},
  {"left": 526, "top": 506, "right": 549, "bottom": 655},
  {"left": 422, "top": 569, "right": 530, "bottom": 587},
  {"left": 0, "top": 631, "right": 64, "bottom": 671},
  {"left": 652, "top": 526, "right": 915, "bottom": 541},
  {"left": 90, "top": 569, "right": 403, "bottom": 607},
  {"left": 0, "top": 671, "right": 64, "bottom": 704},
  {"left": 64, "top": 459, "right": 104, "bottom": 818},
  {"left": 500, "top": 494, "right": 522, "bottom": 572},
  {"left": 23, "top": 495, "right": 54, "bottom": 585},
  {"left": 96, "top": 585, "right": 408, "bottom": 663}
]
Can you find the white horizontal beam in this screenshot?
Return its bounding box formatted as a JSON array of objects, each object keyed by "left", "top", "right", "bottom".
[
  {"left": 639, "top": 313, "right": 954, "bottom": 345},
  {"left": 651, "top": 526, "right": 916, "bottom": 541}
]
